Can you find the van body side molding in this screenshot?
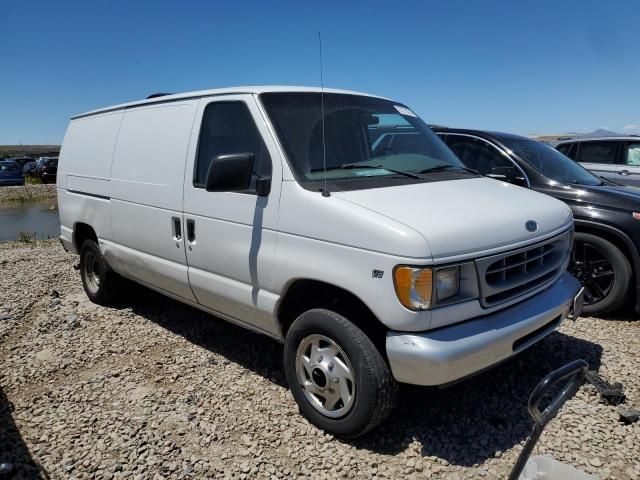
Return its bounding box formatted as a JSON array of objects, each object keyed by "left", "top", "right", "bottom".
[{"left": 67, "top": 189, "right": 111, "bottom": 201}]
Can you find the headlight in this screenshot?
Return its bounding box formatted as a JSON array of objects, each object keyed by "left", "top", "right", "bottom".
[
  {"left": 394, "top": 266, "right": 460, "bottom": 310},
  {"left": 435, "top": 267, "right": 460, "bottom": 301}
]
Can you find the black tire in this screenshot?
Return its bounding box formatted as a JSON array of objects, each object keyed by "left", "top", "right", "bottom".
[
  {"left": 79, "top": 239, "right": 123, "bottom": 305},
  {"left": 570, "top": 232, "right": 631, "bottom": 316},
  {"left": 283, "top": 308, "right": 397, "bottom": 438}
]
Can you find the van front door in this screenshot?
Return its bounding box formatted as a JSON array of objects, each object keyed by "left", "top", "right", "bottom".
[{"left": 182, "top": 95, "right": 281, "bottom": 336}]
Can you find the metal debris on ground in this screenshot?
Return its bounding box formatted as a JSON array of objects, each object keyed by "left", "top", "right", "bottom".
[
  {"left": 617, "top": 407, "right": 640, "bottom": 425},
  {"left": 0, "top": 463, "right": 14, "bottom": 477},
  {"left": 584, "top": 370, "right": 626, "bottom": 406}
]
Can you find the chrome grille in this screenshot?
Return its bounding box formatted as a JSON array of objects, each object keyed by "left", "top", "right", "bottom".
[{"left": 475, "top": 231, "right": 571, "bottom": 307}]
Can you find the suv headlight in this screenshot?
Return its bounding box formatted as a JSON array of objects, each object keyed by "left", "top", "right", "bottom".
[{"left": 394, "top": 266, "right": 460, "bottom": 310}]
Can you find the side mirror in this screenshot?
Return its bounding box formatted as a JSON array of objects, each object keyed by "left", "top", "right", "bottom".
[
  {"left": 205, "top": 153, "right": 255, "bottom": 193},
  {"left": 487, "top": 166, "right": 527, "bottom": 187}
]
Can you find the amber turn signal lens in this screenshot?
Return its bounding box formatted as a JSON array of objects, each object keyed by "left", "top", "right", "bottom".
[{"left": 394, "top": 267, "right": 433, "bottom": 310}]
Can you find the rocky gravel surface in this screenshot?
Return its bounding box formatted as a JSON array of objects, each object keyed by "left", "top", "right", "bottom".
[{"left": 1, "top": 240, "right": 638, "bottom": 479}]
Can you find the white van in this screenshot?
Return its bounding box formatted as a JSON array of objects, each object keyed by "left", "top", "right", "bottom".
[{"left": 58, "top": 86, "right": 583, "bottom": 437}]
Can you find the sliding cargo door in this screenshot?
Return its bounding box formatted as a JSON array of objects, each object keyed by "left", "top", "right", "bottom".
[{"left": 108, "top": 101, "right": 198, "bottom": 302}]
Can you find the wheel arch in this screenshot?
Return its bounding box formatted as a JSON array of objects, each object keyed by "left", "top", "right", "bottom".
[
  {"left": 277, "top": 278, "right": 389, "bottom": 355},
  {"left": 73, "top": 222, "right": 98, "bottom": 252}
]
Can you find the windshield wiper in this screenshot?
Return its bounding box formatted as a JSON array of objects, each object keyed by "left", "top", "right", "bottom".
[
  {"left": 338, "top": 163, "right": 421, "bottom": 179},
  {"left": 418, "top": 164, "right": 479, "bottom": 175}
]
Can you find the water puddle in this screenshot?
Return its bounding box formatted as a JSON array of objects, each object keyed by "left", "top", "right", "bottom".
[{"left": 0, "top": 199, "right": 60, "bottom": 242}]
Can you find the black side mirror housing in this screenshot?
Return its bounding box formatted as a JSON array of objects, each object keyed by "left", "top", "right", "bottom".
[
  {"left": 255, "top": 177, "right": 271, "bottom": 196},
  {"left": 205, "top": 153, "right": 255, "bottom": 193}
]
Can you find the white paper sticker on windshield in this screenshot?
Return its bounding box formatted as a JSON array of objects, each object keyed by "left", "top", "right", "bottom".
[{"left": 394, "top": 105, "right": 417, "bottom": 117}]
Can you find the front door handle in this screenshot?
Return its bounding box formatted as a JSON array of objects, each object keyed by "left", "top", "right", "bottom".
[
  {"left": 171, "top": 217, "right": 182, "bottom": 240},
  {"left": 619, "top": 169, "right": 631, "bottom": 175},
  {"left": 186, "top": 219, "right": 196, "bottom": 243}
]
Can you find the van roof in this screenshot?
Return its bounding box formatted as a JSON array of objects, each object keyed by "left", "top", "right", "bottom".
[{"left": 72, "top": 86, "right": 390, "bottom": 120}]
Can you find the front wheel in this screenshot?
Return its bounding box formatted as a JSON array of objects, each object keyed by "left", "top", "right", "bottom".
[
  {"left": 283, "top": 309, "right": 397, "bottom": 438},
  {"left": 569, "top": 232, "right": 631, "bottom": 316}
]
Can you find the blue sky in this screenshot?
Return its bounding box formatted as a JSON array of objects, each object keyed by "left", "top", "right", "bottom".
[{"left": 1, "top": 0, "right": 639, "bottom": 144}]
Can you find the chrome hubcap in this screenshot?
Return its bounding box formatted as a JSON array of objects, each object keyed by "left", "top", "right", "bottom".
[
  {"left": 295, "top": 334, "right": 355, "bottom": 418},
  {"left": 83, "top": 251, "right": 100, "bottom": 294}
]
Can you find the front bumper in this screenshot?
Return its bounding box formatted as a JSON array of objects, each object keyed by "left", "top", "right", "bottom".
[{"left": 386, "top": 272, "right": 582, "bottom": 386}]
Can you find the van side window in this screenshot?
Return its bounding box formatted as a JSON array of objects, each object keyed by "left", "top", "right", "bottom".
[{"left": 194, "top": 102, "right": 271, "bottom": 191}]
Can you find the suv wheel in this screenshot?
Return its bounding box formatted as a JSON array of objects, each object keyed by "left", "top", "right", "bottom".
[
  {"left": 79, "top": 239, "right": 123, "bottom": 305},
  {"left": 569, "top": 233, "right": 631, "bottom": 316},
  {"left": 283, "top": 309, "right": 397, "bottom": 438}
]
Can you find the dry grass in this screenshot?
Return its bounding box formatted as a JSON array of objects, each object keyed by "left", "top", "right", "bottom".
[{"left": 0, "top": 184, "right": 57, "bottom": 205}]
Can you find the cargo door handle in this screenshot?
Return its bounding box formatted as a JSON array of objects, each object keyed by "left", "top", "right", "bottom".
[
  {"left": 171, "top": 217, "right": 182, "bottom": 240},
  {"left": 186, "top": 219, "right": 196, "bottom": 243}
]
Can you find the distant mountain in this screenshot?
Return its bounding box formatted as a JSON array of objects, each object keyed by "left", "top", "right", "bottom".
[{"left": 568, "top": 128, "right": 621, "bottom": 138}]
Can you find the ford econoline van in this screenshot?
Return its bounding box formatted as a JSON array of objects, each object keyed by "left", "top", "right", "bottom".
[{"left": 58, "top": 87, "right": 583, "bottom": 437}]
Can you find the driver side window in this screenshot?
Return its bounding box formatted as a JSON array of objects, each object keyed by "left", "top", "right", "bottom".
[{"left": 194, "top": 101, "right": 272, "bottom": 192}]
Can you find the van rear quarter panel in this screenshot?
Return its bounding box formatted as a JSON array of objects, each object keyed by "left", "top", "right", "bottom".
[{"left": 58, "top": 111, "right": 124, "bottom": 250}]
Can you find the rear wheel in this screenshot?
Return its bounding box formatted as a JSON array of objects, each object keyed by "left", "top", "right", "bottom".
[
  {"left": 569, "top": 232, "right": 631, "bottom": 316},
  {"left": 79, "top": 239, "right": 123, "bottom": 305},
  {"left": 283, "top": 309, "right": 397, "bottom": 438}
]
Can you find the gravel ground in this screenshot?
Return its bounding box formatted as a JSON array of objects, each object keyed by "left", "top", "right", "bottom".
[
  {"left": 0, "top": 184, "right": 57, "bottom": 205},
  {"left": 1, "top": 240, "right": 638, "bottom": 480}
]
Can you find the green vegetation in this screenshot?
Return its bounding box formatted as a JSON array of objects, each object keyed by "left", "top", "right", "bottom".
[
  {"left": 16, "top": 231, "right": 37, "bottom": 243},
  {"left": 24, "top": 174, "right": 43, "bottom": 185}
]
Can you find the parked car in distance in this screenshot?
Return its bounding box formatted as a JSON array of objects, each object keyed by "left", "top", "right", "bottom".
[
  {"left": 0, "top": 160, "right": 25, "bottom": 186},
  {"left": 22, "top": 161, "right": 37, "bottom": 175},
  {"left": 432, "top": 127, "right": 640, "bottom": 316},
  {"left": 35, "top": 157, "right": 58, "bottom": 183},
  {"left": 7, "top": 157, "right": 35, "bottom": 171},
  {"left": 555, "top": 137, "right": 640, "bottom": 187},
  {"left": 58, "top": 87, "right": 582, "bottom": 437}
]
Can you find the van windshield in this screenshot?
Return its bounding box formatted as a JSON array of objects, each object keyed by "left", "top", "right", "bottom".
[{"left": 260, "top": 92, "right": 471, "bottom": 191}]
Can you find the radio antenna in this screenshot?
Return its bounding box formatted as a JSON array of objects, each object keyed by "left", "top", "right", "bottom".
[{"left": 318, "top": 31, "right": 329, "bottom": 197}]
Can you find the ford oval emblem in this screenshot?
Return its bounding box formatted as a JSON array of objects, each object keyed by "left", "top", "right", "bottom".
[{"left": 526, "top": 220, "right": 538, "bottom": 232}]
